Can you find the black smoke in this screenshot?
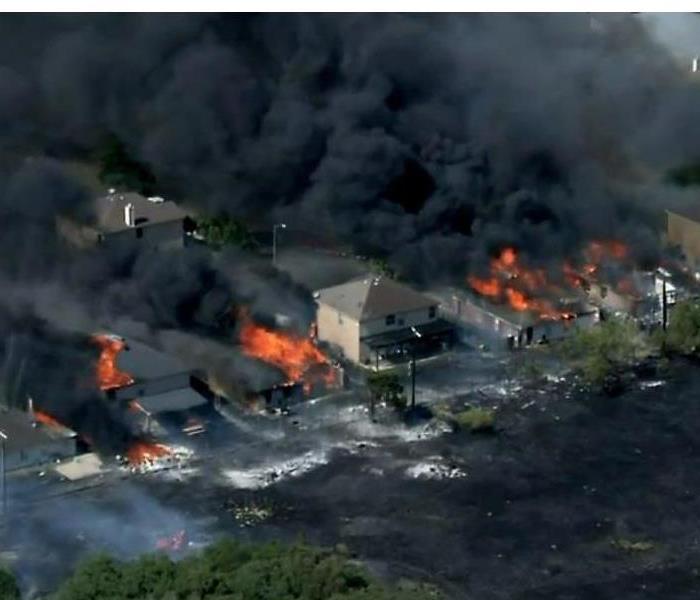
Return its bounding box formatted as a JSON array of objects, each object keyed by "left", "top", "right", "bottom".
[{"left": 1, "top": 14, "right": 700, "bottom": 445}]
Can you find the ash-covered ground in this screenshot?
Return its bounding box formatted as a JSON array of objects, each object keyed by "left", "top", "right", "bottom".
[{"left": 4, "top": 350, "right": 700, "bottom": 600}]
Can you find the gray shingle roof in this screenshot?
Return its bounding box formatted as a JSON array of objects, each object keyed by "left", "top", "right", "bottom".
[
  {"left": 0, "top": 409, "right": 76, "bottom": 453},
  {"left": 96, "top": 192, "right": 188, "bottom": 233},
  {"left": 316, "top": 276, "right": 436, "bottom": 321},
  {"left": 130, "top": 388, "right": 207, "bottom": 415},
  {"left": 113, "top": 337, "right": 189, "bottom": 381}
]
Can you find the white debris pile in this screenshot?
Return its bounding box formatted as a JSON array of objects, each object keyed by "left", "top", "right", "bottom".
[
  {"left": 225, "top": 501, "right": 274, "bottom": 527},
  {"left": 405, "top": 458, "right": 467, "bottom": 480},
  {"left": 222, "top": 450, "right": 329, "bottom": 490},
  {"left": 639, "top": 380, "right": 665, "bottom": 390}
]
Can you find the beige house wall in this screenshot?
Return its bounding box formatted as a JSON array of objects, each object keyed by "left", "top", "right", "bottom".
[
  {"left": 316, "top": 302, "right": 361, "bottom": 362},
  {"left": 359, "top": 306, "right": 437, "bottom": 338},
  {"left": 667, "top": 211, "right": 700, "bottom": 267}
]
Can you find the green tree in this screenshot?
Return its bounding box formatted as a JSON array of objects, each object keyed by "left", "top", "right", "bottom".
[
  {"left": 0, "top": 567, "right": 20, "bottom": 600},
  {"left": 666, "top": 162, "right": 700, "bottom": 187},
  {"left": 97, "top": 133, "right": 157, "bottom": 195},
  {"left": 562, "top": 318, "right": 646, "bottom": 388},
  {"left": 368, "top": 258, "right": 395, "bottom": 279},
  {"left": 196, "top": 215, "right": 258, "bottom": 251},
  {"left": 661, "top": 300, "right": 700, "bottom": 355},
  {"left": 367, "top": 371, "right": 406, "bottom": 411},
  {"left": 51, "top": 539, "right": 440, "bottom": 600}
]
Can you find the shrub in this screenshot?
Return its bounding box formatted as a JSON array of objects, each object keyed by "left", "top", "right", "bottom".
[
  {"left": 453, "top": 407, "right": 496, "bottom": 433},
  {"left": 0, "top": 567, "right": 20, "bottom": 600}
]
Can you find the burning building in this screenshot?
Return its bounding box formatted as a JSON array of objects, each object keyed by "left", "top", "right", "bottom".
[
  {"left": 437, "top": 287, "right": 599, "bottom": 349},
  {"left": 441, "top": 244, "right": 651, "bottom": 348},
  {"left": 57, "top": 191, "right": 192, "bottom": 251},
  {"left": 314, "top": 276, "right": 455, "bottom": 367},
  {"left": 94, "top": 334, "right": 212, "bottom": 434},
  {"left": 237, "top": 311, "right": 344, "bottom": 398},
  {"left": 0, "top": 407, "right": 77, "bottom": 472}
]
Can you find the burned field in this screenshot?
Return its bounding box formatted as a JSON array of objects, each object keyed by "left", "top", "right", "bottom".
[{"left": 4, "top": 353, "right": 700, "bottom": 600}]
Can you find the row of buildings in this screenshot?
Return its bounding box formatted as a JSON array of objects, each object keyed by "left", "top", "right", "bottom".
[{"left": 4, "top": 192, "right": 700, "bottom": 473}]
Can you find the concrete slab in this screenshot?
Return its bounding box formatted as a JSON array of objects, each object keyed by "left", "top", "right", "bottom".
[{"left": 55, "top": 453, "right": 104, "bottom": 481}]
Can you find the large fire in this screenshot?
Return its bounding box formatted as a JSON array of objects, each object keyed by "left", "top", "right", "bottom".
[
  {"left": 127, "top": 441, "right": 172, "bottom": 465},
  {"left": 93, "top": 334, "right": 134, "bottom": 391},
  {"left": 468, "top": 240, "right": 631, "bottom": 319},
  {"left": 238, "top": 313, "right": 337, "bottom": 393}
]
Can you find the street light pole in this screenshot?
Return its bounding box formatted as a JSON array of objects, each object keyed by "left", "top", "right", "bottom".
[
  {"left": 272, "top": 223, "right": 286, "bottom": 267},
  {"left": 0, "top": 430, "right": 7, "bottom": 517},
  {"left": 409, "top": 327, "right": 422, "bottom": 410}
]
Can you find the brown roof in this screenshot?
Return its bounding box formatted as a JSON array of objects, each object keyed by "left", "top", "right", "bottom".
[
  {"left": 316, "top": 276, "right": 436, "bottom": 321},
  {"left": 96, "top": 192, "right": 188, "bottom": 233}
]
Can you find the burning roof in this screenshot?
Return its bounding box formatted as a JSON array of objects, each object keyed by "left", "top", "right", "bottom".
[
  {"left": 467, "top": 241, "right": 636, "bottom": 321},
  {"left": 237, "top": 311, "right": 338, "bottom": 394},
  {"left": 94, "top": 334, "right": 134, "bottom": 391}
]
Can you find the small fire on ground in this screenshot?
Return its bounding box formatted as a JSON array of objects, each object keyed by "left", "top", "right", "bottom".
[
  {"left": 126, "top": 441, "right": 172, "bottom": 465},
  {"left": 468, "top": 241, "right": 630, "bottom": 319},
  {"left": 238, "top": 311, "right": 338, "bottom": 393},
  {"left": 93, "top": 334, "right": 134, "bottom": 391}
]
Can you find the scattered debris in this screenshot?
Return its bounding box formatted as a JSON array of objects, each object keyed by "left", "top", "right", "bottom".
[{"left": 406, "top": 459, "right": 467, "bottom": 480}]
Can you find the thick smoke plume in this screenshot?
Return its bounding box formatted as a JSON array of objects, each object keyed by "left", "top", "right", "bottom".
[
  {"left": 1, "top": 14, "right": 700, "bottom": 444},
  {"left": 1, "top": 15, "right": 699, "bottom": 279}
]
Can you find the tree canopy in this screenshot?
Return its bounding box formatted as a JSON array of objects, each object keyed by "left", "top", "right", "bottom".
[
  {"left": 367, "top": 371, "right": 406, "bottom": 411},
  {"left": 660, "top": 300, "right": 700, "bottom": 356},
  {"left": 196, "top": 215, "right": 258, "bottom": 251},
  {"left": 51, "top": 539, "right": 439, "bottom": 600},
  {"left": 0, "top": 566, "right": 20, "bottom": 600},
  {"left": 97, "top": 133, "right": 157, "bottom": 195},
  {"left": 666, "top": 162, "right": 700, "bottom": 187},
  {"left": 562, "top": 317, "right": 647, "bottom": 388}
]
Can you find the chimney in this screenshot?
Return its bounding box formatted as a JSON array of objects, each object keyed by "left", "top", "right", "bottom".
[
  {"left": 124, "top": 203, "right": 135, "bottom": 227},
  {"left": 27, "top": 396, "right": 36, "bottom": 427}
]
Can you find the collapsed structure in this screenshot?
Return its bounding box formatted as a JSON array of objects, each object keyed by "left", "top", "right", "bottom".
[
  {"left": 95, "top": 334, "right": 212, "bottom": 437},
  {"left": 0, "top": 406, "right": 78, "bottom": 472}
]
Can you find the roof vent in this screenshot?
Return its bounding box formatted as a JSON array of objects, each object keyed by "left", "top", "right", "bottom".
[
  {"left": 124, "top": 203, "right": 135, "bottom": 227},
  {"left": 147, "top": 196, "right": 165, "bottom": 204}
]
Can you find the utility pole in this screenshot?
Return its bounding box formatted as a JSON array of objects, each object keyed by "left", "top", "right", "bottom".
[
  {"left": 409, "top": 350, "right": 416, "bottom": 410},
  {"left": 662, "top": 278, "right": 668, "bottom": 331},
  {"left": 272, "top": 223, "right": 286, "bottom": 267},
  {"left": 409, "top": 326, "right": 422, "bottom": 410},
  {"left": 0, "top": 430, "right": 7, "bottom": 518}
]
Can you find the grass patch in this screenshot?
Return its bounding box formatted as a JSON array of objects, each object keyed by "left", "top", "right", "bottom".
[
  {"left": 610, "top": 538, "right": 656, "bottom": 553},
  {"left": 453, "top": 407, "right": 496, "bottom": 433}
]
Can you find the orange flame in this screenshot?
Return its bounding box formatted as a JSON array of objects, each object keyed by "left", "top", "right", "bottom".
[
  {"left": 467, "top": 241, "right": 631, "bottom": 320},
  {"left": 127, "top": 441, "right": 172, "bottom": 465},
  {"left": 34, "top": 409, "right": 65, "bottom": 429},
  {"left": 238, "top": 313, "right": 337, "bottom": 393},
  {"left": 93, "top": 334, "right": 134, "bottom": 391}
]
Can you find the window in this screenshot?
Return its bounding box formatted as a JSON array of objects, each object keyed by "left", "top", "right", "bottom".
[
  {"left": 429, "top": 306, "right": 436, "bottom": 319},
  {"left": 398, "top": 318, "right": 404, "bottom": 326},
  {"left": 135, "top": 227, "right": 143, "bottom": 239},
  {"left": 385, "top": 314, "right": 396, "bottom": 326}
]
